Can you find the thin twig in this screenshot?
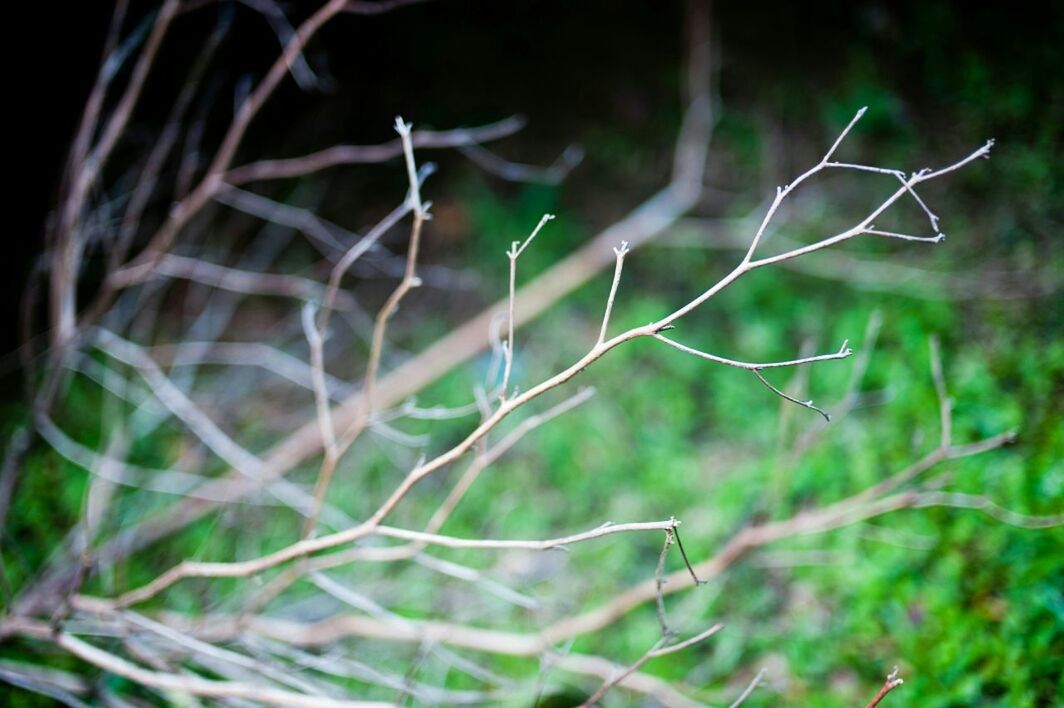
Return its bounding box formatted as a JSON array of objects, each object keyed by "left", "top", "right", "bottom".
[
  {"left": 655, "top": 334, "right": 852, "bottom": 370},
  {"left": 53, "top": 632, "right": 391, "bottom": 707},
  {"left": 752, "top": 368, "right": 833, "bottom": 422},
  {"left": 866, "top": 666, "right": 904, "bottom": 708},
  {"left": 654, "top": 529, "right": 675, "bottom": 638},
  {"left": 580, "top": 624, "right": 723, "bottom": 706},
  {"left": 728, "top": 668, "right": 767, "bottom": 708},
  {"left": 598, "top": 241, "right": 629, "bottom": 345},
  {"left": 372, "top": 519, "right": 678, "bottom": 551},
  {"left": 224, "top": 117, "right": 528, "bottom": 184},
  {"left": 501, "top": 213, "right": 555, "bottom": 399},
  {"left": 672, "top": 522, "right": 704, "bottom": 586}
]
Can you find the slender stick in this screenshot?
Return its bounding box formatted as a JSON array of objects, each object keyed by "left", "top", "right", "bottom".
[
  {"left": 580, "top": 624, "right": 723, "bottom": 706},
  {"left": 598, "top": 241, "right": 629, "bottom": 344},
  {"left": 866, "top": 666, "right": 904, "bottom": 708},
  {"left": 501, "top": 213, "right": 555, "bottom": 399}
]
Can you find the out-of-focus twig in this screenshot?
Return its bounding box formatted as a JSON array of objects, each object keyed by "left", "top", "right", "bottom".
[{"left": 866, "top": 666, "right": 904, "bottom": 708}]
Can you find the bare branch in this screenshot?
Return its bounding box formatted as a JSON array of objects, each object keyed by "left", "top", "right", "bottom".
[
  {"left": 752, "top": 368, "right": 833, "bottom": 422},
  {"left": 502, "top": 213, "right": 556, "bottom": 398},
  {"left": 152, "top": 254, "right": 337, "bottom": 304},
  {"left": 654, "top": 529, "right": 674, "bottom": 638},
  {"left": 654, "top": 333, "right": 852, "bottom": 370},
  {"left": 728, "top": 668, "right": 767, "bottom": 708},
  {"left": 866, "top": 666, "right": 904, "bottom": 708},
  {"left": 372, "top": 519, "right": 679, "bottom": 551},
  {"left": 52, "top": 632, "right": 392, "bottom": 707},
  {"left": 597, "top": 241, "right": 629, "bottom": 345},
  {"left": 108, "top": 0, "right": 352, "bottom": 290},
  {"left": 51, "top": 0, "right": 181, "bottom": 345},
  {"left": 457, "top": 142, "right": 584, "bottom": 185},
  {"left": 225, "top": 116, "right": 527, "bottom": 183},
  {"left": 580, "top": 624, "right": 724, "bottom": 706},
  {"left": 863, "top": 227, "right": 944, "bottom": 244},
  {"left": 302, "top": 304, "right": 337, "bottom": 456},
  {"left": 360, "top": 118, "right": 430, "bottom": 419}
]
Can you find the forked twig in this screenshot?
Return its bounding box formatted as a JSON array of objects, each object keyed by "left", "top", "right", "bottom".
[
  {"left": 501, "top": 213, "right": 555, "bottom": 399},
  {"left": 579, "top": 624, "right": 724, "bottom": 706},
  {"left": 866, "top": 666, "right": 904, "bottom": 708}
]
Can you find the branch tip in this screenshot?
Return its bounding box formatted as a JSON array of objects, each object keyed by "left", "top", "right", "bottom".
[
  {"left": 417, "top": 163, "right": 436, "bottom": 182},
  {"left": 393, "top": 115, "right": 412, "bottom": 136}
]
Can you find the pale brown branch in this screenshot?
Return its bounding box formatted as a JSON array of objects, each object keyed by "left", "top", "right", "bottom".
[
  {"left": 114, "top": 15, "right": 228, "bottom": 273},
  {"left": 319, "top": 201, "right": 412, "bottom": 333},
  {"left": 579, "top": 623, "right": 724, "bottom": 706},
  {"left": 752, "top": 367, "right": 834, "bottom": 421},
  {"left": 53, "top": 632, "right": 391, "bottom": 707},
  {"left": 728, "top": 667, "right": 767, "bottom": 708},
  {"left": 360, "top": 118, "right": 429, "bottom": 419},
  {"left": 863, "top": 227, "right": 944, "bottom": 244},
  {"left": 304, "top": 119, "right": 429, "bottom": 537},
  {"left": 654, "top": 529, "right": 675, "bottom": 637},
  {"left": 911, "top": 492, "right": 1064, "bottom": 529},
  {"left": 660, "top": 220, "right": 1060, "bottom": 300},
  {"left": 457, "top": 141, "right": 584, "bottom": 185},
  {"left": 109, "top": 0, "right": 350, "bottom": 290},
  {"left": 302, "top": 304, "right": 337, "bottom": 456},
  {"left": 866, "top": 666, "right": 904, "bottom": 708},
  {"left": 156, "top": 341, "right": 353, "bottom": 400},
  {"left": 597, "top": 241, "right": 630, "bottom": 345},
  {"left": 552, "top": 653, "right": 703, "bottom": 708},
  {"left": 654, "top": 334, "right": 852, "bottom": 370},
  {"left": 51, "top": 0, "right": 181, "bottom": 345},
  {"left": 92, "top": 329, "right": 325, "bottom": 518},
  {"left": 213, "top": 186, "right": 351, "bottom": 254},
  {"left": 224, "top": 116, "right": 528, "bottom": 184},
  {"left": 372, "top": 519, "right": 679, "bottom": 551},
  {"left": 152, "top": 254, "right": 335, "bottom": 303},
  {"left": 502, "top": 213, "right": 555, "bottom": 398},
  {"left": 743, "top": 142, "right": 994, "bottom": 272}
]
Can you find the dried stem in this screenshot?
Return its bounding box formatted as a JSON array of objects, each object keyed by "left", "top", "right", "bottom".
[
  {"left": 501, "top": 213, "right": 555, "bottom": 399},
  {"left": 54, "top": 631, "right": 391, "bottom": 707},
  {"left": 579, "top": 624, "right": 723, "bottom": 706},
  {"left": 67, "top": 110, "right": 1000, "bottom": 609},
  {"left": 866, "top": 666, "right": 904, "bottom": 708},
  {"left": 598, "top": 241, "right": 629, "bottom": 344},
  {"left": 360, "top": 117, "right": 430, "bottom": 419},
  {"left": 729, "top": 668, "right": 767, "bottom": 708}
]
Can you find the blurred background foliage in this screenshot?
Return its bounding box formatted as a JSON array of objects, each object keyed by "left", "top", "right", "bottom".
[{"left": 4, "top": 0, "right": 1062, "bottom": 705}]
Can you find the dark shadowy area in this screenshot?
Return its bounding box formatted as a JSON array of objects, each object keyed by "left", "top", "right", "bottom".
[{"left": 13, "top": 1, "right": 1062, "bottom": 351}]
